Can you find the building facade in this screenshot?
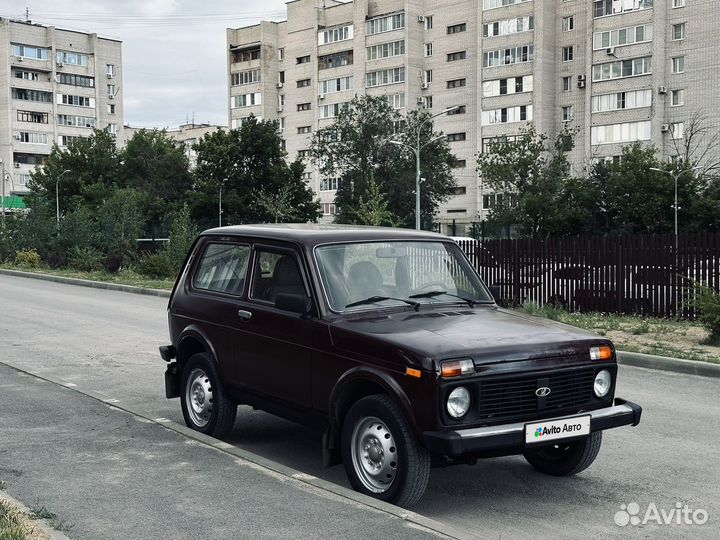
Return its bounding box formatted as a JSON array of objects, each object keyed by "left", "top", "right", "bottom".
[
  {"left": 0, "top": 17, "right": 123, "bottom": 209},
  {"left": 228, "top": 0, "right": 719, "bottom": 235}
]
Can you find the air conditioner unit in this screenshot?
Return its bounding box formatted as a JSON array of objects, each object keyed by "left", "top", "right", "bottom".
[
  {"left": 417, "top": 15, "right": 425, "bottom": 23},
  {"left": 276, "top": 82, "right": 283, "bottom": 88},
  {"left": 421, "top": 82, "right": 429, "bottom": 89},
  {"left": 661, "top": 124, "right": 670, "bottom": 132},
  {"left": 276, "top": 106, "right": 283, "bottom": 112},
  {"left": 15, "top": 56, "right": 23, "bottom": 62},
  {"left": 578, "top": 75, "right": 586, "bottom": 82},
  {"left": 14, "top": 134, "right": 22, "bottom": 140},
  {"left": 658, "top": 86, "right": 668, "bottom": 94},
  {"left": 14, "top": 163, "right": 21, "bottom": 168},
  {"left": 318, "top": 93, "right": 325, "bottom": 100},
  {"left": 56, "top": 61, "right": 63, "bottom": 67},
  {"left": 416, "top": 96, "right": 424, "bottom": 105},
  {"left": 577, "top": 80, "right": 586, "bottom": 89},
  {"left": 606, "top": 47, "right": 616, "bottom": 56},
  {"left": 108, "top": 94, "right": 114, "bottom": 100},
  {"left": 107, "top": 73, "right": 113, "bottom": 79}
]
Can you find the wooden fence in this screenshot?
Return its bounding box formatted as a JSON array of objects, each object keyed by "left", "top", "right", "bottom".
[{"left": 457, "top": 233, "right": 720, "bottom": 318}]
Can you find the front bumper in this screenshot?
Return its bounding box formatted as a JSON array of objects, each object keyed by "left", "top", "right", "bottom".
[{"left": 423, "top": 397, "right": 642, "bottom": 457}]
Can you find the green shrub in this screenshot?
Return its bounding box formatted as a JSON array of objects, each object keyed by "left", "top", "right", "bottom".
[
  {"left": 694, "top": 283, "right": 720, "bottom": 345},
  {"left": 14, "top": 249, "right": 42, "bottom": 267},
  {"left": 67, "top": 246, "right": 104, "bottom": 272},
  {"left": 135, "top": 251, "right": 175, "bottom": 279},
  {"left": 166, "top": 205, "right": 199, "bottom": 273},
  {"left": 519, "top": 300, "right": 567, "bottom": 321}
]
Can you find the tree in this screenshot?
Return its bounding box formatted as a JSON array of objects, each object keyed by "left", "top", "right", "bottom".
[
  {"left": 309, "top": 95, "right": 457, "bottom": 228},
  {"left": 347, "top": 178, "right": 396, "bottom": 226},
  {"left": 476, "top": 125, "right": 581, "bottom": 237},
  {"left": 192, "top": 117, "right": 320, "bottom": 228}
]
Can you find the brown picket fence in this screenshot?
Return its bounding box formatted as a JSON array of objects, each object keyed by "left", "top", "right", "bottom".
[{"left": 457, "top": 233, "right": 720, "bottom": 318}]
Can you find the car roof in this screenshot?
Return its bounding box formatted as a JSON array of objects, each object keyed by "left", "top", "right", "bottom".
[{"left": 201, "top": 223, "right": 449, "bottom": 247}]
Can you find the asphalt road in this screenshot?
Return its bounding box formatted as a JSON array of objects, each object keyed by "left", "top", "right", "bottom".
[{"left": 1, "top": 274, "right": 718, "bottom": 539}]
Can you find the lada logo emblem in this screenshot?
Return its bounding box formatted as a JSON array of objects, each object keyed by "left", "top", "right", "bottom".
[{"left": 535, "top": 387, "right": 551, "bottom": 397}]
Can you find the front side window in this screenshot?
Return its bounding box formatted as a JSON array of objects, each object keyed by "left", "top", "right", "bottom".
[
  {"left": 315, "top": 241, "right": 492, "bottom": 312},
  {"left": 250, "top": 251, "right": 306, "bottom": 304},
  {"left": 193, "top": 243, "right": 250, "bottom": 295}
]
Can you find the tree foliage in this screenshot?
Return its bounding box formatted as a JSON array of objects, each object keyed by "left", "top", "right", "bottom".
[{"left": 309, "top": 95, "right": 457, "bottom": 228}]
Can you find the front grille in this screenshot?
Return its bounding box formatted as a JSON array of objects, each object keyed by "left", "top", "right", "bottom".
[{"left": 476, "top": 368, "right": 596, "bottom": 421}]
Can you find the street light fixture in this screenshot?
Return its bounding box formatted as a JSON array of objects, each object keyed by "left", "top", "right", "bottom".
[
  {"left": 388, "top": 106, "right": 461, "bottom": 230},
  {"left": 56, "top": 169, "right": 72, "bottom": 228},
  {"left": 219, "top": 178, "right": 227, "bottom": 227},
  {"left": 649, "top": 165, "right": 702, "bottom": 250}
]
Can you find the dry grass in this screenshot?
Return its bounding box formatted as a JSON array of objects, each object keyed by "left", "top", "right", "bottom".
[{"left": 0, "top": 498, "right": 47, "bottom": 540}]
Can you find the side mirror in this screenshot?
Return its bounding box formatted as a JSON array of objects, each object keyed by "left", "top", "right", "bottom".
[
  {"left": 488, "top": 285, "right": 501, "bottom": 303},
  {"left": 275, "top": 293, "right": 312, "bottom": 316}
]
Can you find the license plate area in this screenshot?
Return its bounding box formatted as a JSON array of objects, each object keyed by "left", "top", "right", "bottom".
[{"left": 525, "top": 415, "right": 590, "bottom": 445}]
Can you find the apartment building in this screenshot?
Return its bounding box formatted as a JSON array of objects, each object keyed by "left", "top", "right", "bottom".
[
  {"left": 0, "top": 17, "right": 123, "bottom": 210},
  {"left": 228, "top": 0, "right": 719, "bottom": 235}
]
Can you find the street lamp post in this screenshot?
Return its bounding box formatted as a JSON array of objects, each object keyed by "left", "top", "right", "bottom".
[
  {"left": 389, "top": 106, "right": 460, "bottom": 230},
  {"left": 56, "top": 169, "right": 71, "bottom": 229},
  {"left": 1, "top": 159, "right": 5, "bottom": 223},
  {"left": 219, "top": 178, "right": 227, "bottom": 227},
  {"left": 649, "top": 165, "right": 702, "bottom": 251}
]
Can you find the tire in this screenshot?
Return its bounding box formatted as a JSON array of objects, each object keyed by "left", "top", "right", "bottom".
[
  {"left": 523, "top": 431, "right": 602, "bottom": 476},
  {"left": 180, "top": 352, "right": 237, "bottom": 438},
  {"left": 341, "top": 394, "right": 430, "bottom": 507}
]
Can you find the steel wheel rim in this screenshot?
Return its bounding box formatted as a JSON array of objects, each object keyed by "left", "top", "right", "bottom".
[
  {"left": 350, "top": 416, "right": 398, "bottom": 493},
  {"left": 185, "top": 368, "right": 213, "bottom": 428}
]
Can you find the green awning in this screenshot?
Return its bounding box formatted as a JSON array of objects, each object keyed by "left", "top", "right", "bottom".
[{"left": 2, "top": 195, "right": 26, "bottom": 210}]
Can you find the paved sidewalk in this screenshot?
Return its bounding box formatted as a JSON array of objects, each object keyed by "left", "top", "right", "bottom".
[{"left": 0, "top": 363, "right": 450, "bottom": 540}]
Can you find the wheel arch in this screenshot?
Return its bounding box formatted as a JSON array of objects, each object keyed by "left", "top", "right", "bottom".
[{"left": 176, "top": 326, "right": 218, "bottom": 369}]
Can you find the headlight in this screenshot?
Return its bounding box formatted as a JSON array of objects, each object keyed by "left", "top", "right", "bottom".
[
  {"left": 440, "top": 358, "right": 474, "bottom": 378},
  {"left": 594, "top": 369, "right": 612, "bottom": 398},
  {"left": 590, "top": 345, "right": 613, "bottom": 360},
  {"left": 447, "top": 386, "right": 471, "bottom": 418}
]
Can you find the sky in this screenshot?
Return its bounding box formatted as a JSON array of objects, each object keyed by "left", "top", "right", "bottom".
[{"left": 2, "top": 0, "right": 291, "bottom": 128}]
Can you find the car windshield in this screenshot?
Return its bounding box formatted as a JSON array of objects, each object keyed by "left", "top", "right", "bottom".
[{"left": 314, "top": 240, "right": 494, "bottom": 312}]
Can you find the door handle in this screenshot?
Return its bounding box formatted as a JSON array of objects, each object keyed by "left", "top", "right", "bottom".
[{"left": 237, "top": 309, "right": 253, "bottom": 321}]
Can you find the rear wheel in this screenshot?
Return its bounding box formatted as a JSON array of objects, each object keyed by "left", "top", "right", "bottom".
[
  {"left": 341, "top": 394, "right": 430, "bottom": 507},
  {"left": 180, "top": 353, "right": 236, "bottom": 437},
  {"left": 523, "top": 432, "right": 602, "bottom": 476}
]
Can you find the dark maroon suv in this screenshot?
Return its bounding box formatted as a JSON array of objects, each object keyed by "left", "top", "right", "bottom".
[{"left": 160, "top": 224, "right": 642, "bottom": 506}]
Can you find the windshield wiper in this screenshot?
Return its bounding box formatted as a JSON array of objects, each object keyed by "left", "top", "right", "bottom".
[
  {"left": 345, "top": 296, "right": 420, "bottom": 310},
  {"left": 408, "top": 290, "right": 484, "bottom": 307}
]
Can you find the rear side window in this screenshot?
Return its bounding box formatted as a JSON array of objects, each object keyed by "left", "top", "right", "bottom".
[{"left": 193, "top": 243, "right": 250, "bottom": 295}]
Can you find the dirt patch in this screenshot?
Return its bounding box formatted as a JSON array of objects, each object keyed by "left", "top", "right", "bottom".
[{"left": 605, "top": 323, "right": 718, "bottom": 363}]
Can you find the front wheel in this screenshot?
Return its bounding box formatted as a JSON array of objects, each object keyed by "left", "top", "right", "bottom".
[
  {"left": 523, "top": 431, "right": 602, "bottom": 476},
  {"left": 341, "top": 394, "right": 430, "bottom": 507},
  {"left": 180, "top": 353, "right": 237, "bottom": 438}
]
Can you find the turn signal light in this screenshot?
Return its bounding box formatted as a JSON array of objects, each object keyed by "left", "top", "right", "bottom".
[
  {"left": 406, "top": 367, "right": 422, "bottom": 378},
  {"left": 441, "top": 359, "right": 474, "bottom": 378},
  {"left": 590, "top": 345, "right": 614, "bottom": 360}
]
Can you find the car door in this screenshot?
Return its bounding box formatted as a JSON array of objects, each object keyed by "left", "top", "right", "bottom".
[{"left": 232, "top": 244, "right": 314, "bottom": 408}]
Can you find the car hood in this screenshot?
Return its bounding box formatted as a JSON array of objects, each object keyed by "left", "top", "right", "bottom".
[{"left": 328, "top": 306, "right": 606, "bottom": 371}]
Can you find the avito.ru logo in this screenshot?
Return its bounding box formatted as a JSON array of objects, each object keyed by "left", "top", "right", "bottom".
[{"left": 614, "top": 502, "right": 708, "bottom": 527}]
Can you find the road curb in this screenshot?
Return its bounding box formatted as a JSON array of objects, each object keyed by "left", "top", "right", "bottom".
[
  {"left": 617, "top": 350, "right": 720, "bottom": 378},
  {"left": 0, "top": 268, "right": 171, "bottom": 298},
  {"left": 1, "top": 362, "right": 485, "bottom": 540},
  {"left": 0, "top": 489, "right": 72, "bottom": 540}
]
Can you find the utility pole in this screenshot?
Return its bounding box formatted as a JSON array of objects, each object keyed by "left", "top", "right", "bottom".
[{"left": 1, "top": 159, "right": 6, "bottom": 223}]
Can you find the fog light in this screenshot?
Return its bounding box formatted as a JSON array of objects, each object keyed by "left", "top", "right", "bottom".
[
  {"left": 594, "top": 369, "right": 612, "bottom": 398},
  {"left": 447, "top": 386, "right": 471, "bottom": 418}
]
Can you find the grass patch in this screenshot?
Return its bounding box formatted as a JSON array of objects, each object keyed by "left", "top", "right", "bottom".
[
  {"left": 30, "top": 504, "right": 73, "bottom": 533},
  {"left": 0, "top": 498, "right": 49, "bottom": 540},
  {"left": 1, "top": 263, "right": 175, "bottom": 290}
]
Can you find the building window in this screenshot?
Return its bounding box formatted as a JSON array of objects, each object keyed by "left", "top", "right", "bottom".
[
  {"left": 424, "top": 70, "right": 433, "bottom": 83},
  {"left": 319, "top": 102, "right": 349, "bottom": 118},
  {"left": 562, "top": 16, "right": 574, "bottom": 32},
  {"left": 562, "top": 76, "right": 572, "bottom": 91},
  {"left": 591, "top": 89, "right": 652, "bottom": 112},
  {"left": 483, "top": 45, "right": 533, "bottom": 67},
  {"left": 319, "top": 50, "right": 353, "bottom": 69},
  {"left": 453, "top": 160, "right": 467, "bottom": 168},
  {"left": 483, "top": 16, "right": 534, "bottom": 37},
  {"left": 232, "top": 47, "right": 260, "bottom": 63},
  {"left": 231, "top": 93, "right": 261, "bottom": 108},
  {"left": 671, "top": 89, "right": 684, "bottom": 106},
  {"left": 319, "top": 25, "right": 353, "bottom": 45},
  {"left": 424, "top": 96, "right": 433, "bottom": 109},
  {"left": 56, "top": 50, "right": 89, "bottom": 66},
  {"left": 17, "top": 132, "right": 48, "bottom": 144},
  {"left": 302, "top": 172, "right": 312, "bottom": 181},
  {"left": 447, "top": 78, "right": 466, "bottom": 89},
  {"left": 425, "top": 16, "right": 433, "bottom": 30},
  {"left": 592, "top": 57, "right": 652, "bottom": 81},
  {"left": 108, "top": 104, "right": 115, "bottom": 114},
  {"left": 672, "top": 0, "right": 685, "bottom": 7},
  {"left": 12, "top": 43, "right": 49, "bottom": 60},
  {"left": 453, "top": 186, "right": 467, "bottom": 195},
  {"left": 367, "top": 40, "right": 405, "bottom": 61},
  {"left": 319, "top": 76, "right": 353, "bottom": 94},
  {"left": 483, "top": 0, "right": 531, "bottom": 9},
  {"left": 278, "top": 48, "right": 284, "bottom": 61},
  {"left": 591, "top": 120, "right": 652, "bottom": 145},
  {"left": 12, "top": 88, "right": 53, "bottom": 102},
  {"left": 447, "top": 51, "right": 467, "bottom": 62},
  {"left": 58, "top": 134, "right": 81, "bottom": 146},
  {"left": 481, "top": 105, "right": 533, "bottom": 125},
  {"left": 482, "top": 135, "right": 520, "bottom": 154},
  {"left": 322, "top": 203, "right": 337, "bottom": 215},
  {"left": 108, "top": 124, "right": 118, "bottom": 136},
  {"left": 14, "top": 70, "right": 40, "bottom": 81},
  {"left": 297, "top": 78, "right": 311, "bottom": 88},
  {"left": 671, "top": 56, "right": 685, "bottom": 73},
  {"left": 447, "top": 132, "right": 466, "bottom": 142},
  {"left": 447, "top": 105, "right": 466, "bottom": 115},
  {"left": 231, "top": 69, "right": 261, "bottom": 86},
  {"left": 57, "top": 114, "right": 96, "bottom": 128},
  {"left": 593, "top": 0, "right": 654, "bottom": 18},
  {"left": 483, "top": 75, "right": 533, "bottom": 97},
  {"left": 670, "top": 122, "right": 684, "bottom": 139},
  {"left": 57, "top": 73, "right": 95, "bottom": 87},
  {"left": 107, "top": 84, "right": 115, "bottom": 97},
  {"left": 320, "top": 178, "right": 339, "bottom": 191},
  {"left": 381, "top": 93, "right": 406, "bottom": 109},
  {"left": 593, "top": 24, "right": 653, "bottom": 49},
  {"left": 106, "top": 64, "right": 115, "bottom": 77},
  {"left": 561, "top": 106, "right": 573, "bottom": 122},
  {"left": 297, "top": 150, "right": 310, "bottom": 159},
  {"left": 17, "top": 110, "right": 48, "bottom": 123},
  {"left": 366, "top": 67, "right": 405, "bottom": 87},
  {"left": 297, "top": 126, "right": 312, "bottom": 134},
  {"left": 562, "top": 46, "right": 574, "bottom": 62},
  {"left": 297, "top": 102, "right": 312, "bottom": 111},
  {"left": 296, "top": 55, "right": 311, "bottom": 64},
  {"left": 672, "top": 23, "right": 686, "bottom": 40},
  {"left": 366, "top": 12, "right": 406, "bottom": 35},
  {"left": 17, "top": 174, "right": 31, "bottom": 187},
  {"left": 447, "top": 23, "right": 467, "bottom": 34},
  {"left": 425, "top": 43, "right": 433, "bottom": 57}
]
